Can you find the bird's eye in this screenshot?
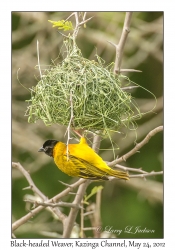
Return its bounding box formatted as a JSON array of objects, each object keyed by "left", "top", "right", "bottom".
[{"left": 45, "top": 146, "right": 49, "bottom": 151}]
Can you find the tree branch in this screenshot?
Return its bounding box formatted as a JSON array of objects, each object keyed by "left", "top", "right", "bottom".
[
  {"left": 114, "top": 164, "right": 148, "bottom": 174},
  {"left": 65, "top": 12, "right": 93, "bottom": 39},
  {"left": 25, "top": 200, "right": 83, "bottom": 209},
  {"left": 91, "top": 133, "right": 101, "bottom": 153},
  {"left": 62, "top": 180, "right": 90, "bottom": 238},
  {"left": 129, "top": 171, "right": 163, "bottom": 179},
  {"left": 12, "top": 162, "right": 67, "bottom": 224},
  {"left": 108, "top": 126, "right": 163, "bottom": 166},
  {"left": 12, "top": 162, "right": 47, "bottom": 200},
  {"left": 65, "top": 90, "right": 74, "bottom": 159},
  {"left": 114, "top": 12, "right": 133, "bottom": 74},
  {"left": 12, "top": 162, "right": 86, "bottom": 232}
]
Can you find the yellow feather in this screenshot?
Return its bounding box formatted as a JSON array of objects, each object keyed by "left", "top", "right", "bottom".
[{"left": 51, "top": 137, "right": 129, "bottom": 181}]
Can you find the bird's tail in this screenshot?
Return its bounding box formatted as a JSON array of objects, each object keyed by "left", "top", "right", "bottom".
[{"left": 108, "top": 168, "right": 129, "bottom": 180}]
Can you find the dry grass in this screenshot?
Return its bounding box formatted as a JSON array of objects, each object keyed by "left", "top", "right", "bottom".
[{"left": 26, "top": 38, "right": 141, "bottom": 134}]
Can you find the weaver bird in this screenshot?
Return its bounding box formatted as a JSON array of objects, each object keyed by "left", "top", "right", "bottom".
[{"left": 38, "top": 137, "right": 129, "bottom": 181}]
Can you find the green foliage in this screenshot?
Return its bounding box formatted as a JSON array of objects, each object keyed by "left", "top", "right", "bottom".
[
  {"left": 48, "top": 19, "right": 73, "bottom": 31},
  {"left": 84, "top": 185, "right": 103, "bottom": 204}
]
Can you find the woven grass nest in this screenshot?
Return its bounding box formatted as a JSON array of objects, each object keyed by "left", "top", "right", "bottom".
[{"left": 26, "top": 38, "right": 141, "bottom": 133}]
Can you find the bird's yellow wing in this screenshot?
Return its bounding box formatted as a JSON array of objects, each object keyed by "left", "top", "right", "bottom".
[
  {"left": 67, "top": 139, "right": 109, "bottom": 170},
  {"left": 68, "top": 155, "right": 109, "bottom": 180},
  {"left": 61, "top": 137, "right": 129, "bottom": 180}
]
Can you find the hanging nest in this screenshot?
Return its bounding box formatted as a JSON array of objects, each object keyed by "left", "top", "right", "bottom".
[{"left": 25, "top": 38, "right": 141, "bottom": 133}]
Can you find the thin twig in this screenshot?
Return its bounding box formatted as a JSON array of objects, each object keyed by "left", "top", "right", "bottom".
[
  {"left": 93, "top": 189, "right": 102, "bottom": 238},
  {"left": 108, "top": 126, "right": 163, "bottom": 166},
  {"left": 119, "top": 69, "right": 142, "bottom": 73},
  {"left": 91, "top": 133, "right": 101, "bottom": 153},
  {"left": 79, "top": 17, "right": 93, "bottom": 27},
  {"left": 65, "top": 91, "right": 74, "bottom": 160},
  {"left": 129, "top": 171, "right": 163, "bottom": 178},
  {"left": 37, "top": 40, "right": 43, "bottom": 82},
  {"left": 83, "top": 227, "right": 97, "bottom": 231},
  {"left": 82, "top": 12, "right": 87, "bottom": 22},
  {"left": 73, "top": 13, "right": 93, "bottom": 39},
  {"left": 12, "top": 233, "right": 16, "bottom": 238},
  {"left": 62, "top": 180, "right": 90, "bottom": 238},
  {"left": 12, "top": 162, "right": 47, "bottom": 200},
  {"left": 25, "top": 200, "right": 82, "bottom": 209},
  {"left": 65, "top": 12, "right": 75, "bottom": 22},
  {"left": 66, "top": 12, "right": 93, "bottom": 39},
  {"left": 58, "top": 180, "right": 74, "bottom": 188},
  {"left": 85, "top": 203, "right": 96, "bottom": 235},
  {"left": 12, "top": 163, "right": 86, "bottom": 232},
  {"left": 114, "top": 12, "right": 133, "bottom": 74},
  {"left": 108, "top": 170, "right": 163, "bottom": 181},
  {"left": 83, "top": 210, "right": 95, "bottom": 216},
  {"left": 12, "top": 162, "right": 67, "bottom": 226},
  {"left": 80, "top": 200, "right": 84, "bottom": 238},
  {"left": 113, "top": 164, "right": 148, "bottom": 174},
  {"left": 57, "top": 31, "right": 69, "bottom": 38}
]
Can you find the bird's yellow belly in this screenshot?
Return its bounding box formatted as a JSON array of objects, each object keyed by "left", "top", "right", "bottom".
[{"left": 54, "top": 155, "right": 80, "bottom": 177}]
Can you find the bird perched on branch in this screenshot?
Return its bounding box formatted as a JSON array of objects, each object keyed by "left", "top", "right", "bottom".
[{"left": 38, "top": 137, "right": 129, "bottom": 181}]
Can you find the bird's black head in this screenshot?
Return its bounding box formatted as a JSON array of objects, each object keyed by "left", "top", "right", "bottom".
[{"left": 38, "top": 140, "right": 58, "bottom": 157}]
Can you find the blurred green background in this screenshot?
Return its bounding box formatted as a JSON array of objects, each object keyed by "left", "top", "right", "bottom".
[{"left": 12, "top": 12, "right": 163, "bottom": 238}]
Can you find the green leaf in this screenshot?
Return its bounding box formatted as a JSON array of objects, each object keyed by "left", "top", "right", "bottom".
[
  {"left": 48, "top": 20, "right": 73, "bottom": 31},
  {"left": 84, "top": 185, "right": 103, "bottom": 202}
]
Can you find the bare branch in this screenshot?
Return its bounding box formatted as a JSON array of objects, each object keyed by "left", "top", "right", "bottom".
[
  {"left": 12, "top": 202, "right": 47, "bottom": 232},
  {"left": 119, "top": 69, "right": 142, "bottom": 73},
  {"left": 65, "top": 12, "right": 76, "bottom": 22},
  {"left": 12, "top": 162, "right": 86, "bottom": 232},
  {"left": 12, "top": 162, "right": 47, "bottom": 200},
  {"left": 80, "top": 200, "right": 84, "bottom": 238},
  {"left": 65, "top": 91, "right": 74, "bottom": 159},
  {"left": 91, "top": 133, "right": 101, "bottom": 153},
  {"left": 108, "top": 126, "right": 163, "bottom": 166},
  {"left": 79, "top": 16, "right": 93, "bottom": 27},
  {"left": 83, "top": 210, "right": 95, "bottom": 217},
  {"left": 12, "top": 162, "right": 67, "bottom": 228},
  {"left": 93, "top": 188, "right": 102, "bottom": 238},
  {"left": 114, "top": 12, "right": 133, "bottom": 74},
  {"left": 58, "top": 180, "right": 74, "bottom": 188},
  {"left": 57, "top": 31, "right": 69, "bottom": 38},
  {"left": 12, "top": 233, "right": 16, "bottom": 238},
  {"left": 83, "top": 227, "right": 97, "bottom": 231},
  {"left": 62, "top": 180, "right": 90, "bottom": 238},
  {"left": 66, "top": 12, "right": 93, "bottom": 39},
  {"left": 129, "top": 171, "right": 163, "bottom": 179},
  {"left": 25, "top": 200, "right": 82, "bottom": 209},
  {"left": 82, "top": 12, "right": 87, "bottom": 22},
  {"left": 113, "top": 164, "right": 148, "bottom": 174},
  {"left": 108, "top": 170, "right": 163, "bottom": 181},
  {"left": 37, "top": 40, "right": 43, "bottom": 82}
]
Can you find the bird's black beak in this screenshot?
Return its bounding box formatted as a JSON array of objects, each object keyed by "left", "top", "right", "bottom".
[{"left": 38, "top": 147, "right": 45, "bottom": 152}]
